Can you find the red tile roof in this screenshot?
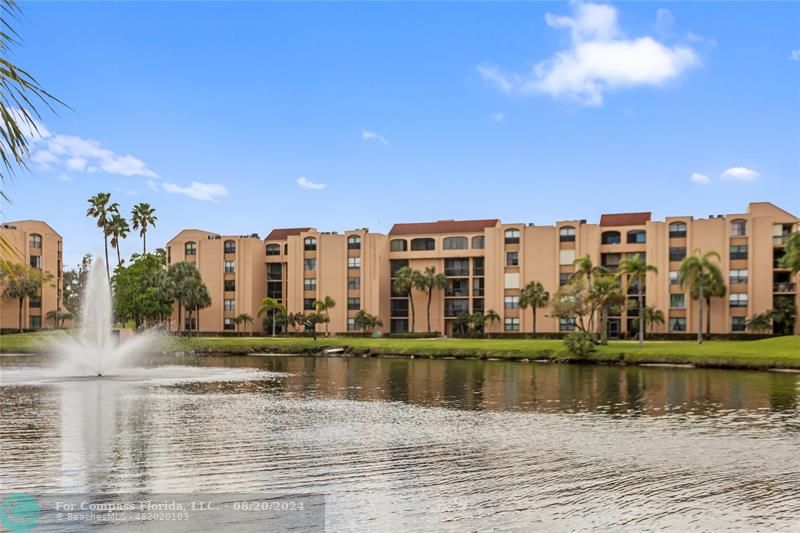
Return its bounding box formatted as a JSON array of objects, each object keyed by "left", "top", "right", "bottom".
[
  {"left": 265, "top": 227, "right": 313, "bottom": 240},
  {"left": 388, "top": 219, "right": 500, "bottom": 236},
  {"left": 599, "top": 212, "right": 651, "bottom": 227}
]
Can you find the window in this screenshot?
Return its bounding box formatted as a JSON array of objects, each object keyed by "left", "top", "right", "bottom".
[
  {"left": 391, "top": 319, "right": 408, "bottom": 333},
  {"left": 669, "top": 317, "right": 686, "bottom": 332},
  {"left": 504, "top": 272, "right": 520, "bottom": 289},
  {"left": 304, "top": 298, "right": 316, "bottom": 311},
  {"left": 730, "top": 219, "right": 747, "bottom": 237},
  {"left": 730, "top": 269, "right": 748, "bottom": 284},
  {"left": 444, "top": 299, "right": 469, "bottom": 317},
  {"left": 505, "top": 251, "right": 519, "bottom": 267},
  {"left": 559, "top": 318, "right": 576, "bottom": 332},
  {"left": 391, "top": 299, "right": 409, "bottom": 316},
  {"left": 669, "top": 271, "right": 679, "bottom": 285},
  {"left": 669, "top": 247, "right": 686, "bottom": 262},
  {"left": 559, "top": 272, "right": 572, "bottom": 286},
  {"left": 472, "top": 277, "right": 484, "bottom": 297},
  {"left": 224, "top": 318, "right": 235, "bottom": 330},
  {"left": 627, "top": 230, "right": 646, "bottom": 244},
  {"left": 601, "top": 231, "right": 621, "bottom": 245},
  {"left": 504, "top": 318, "right": 520, "bottom": 331},
  {"left": 348, "top": 277, "right": 360, "bottom": 290},
  {"left": 223, "top": 299, "right": 235, "bottom": 312},
  {"left": 304, "top": 258, "right": 317, "bottom": 271},
  {"left": 670, "top": 294, "right": 685, "bottom": 309},
  {"left": 731, "top": 316, "right": 747, "bottom": 332},
  {"left": 348, "top": 256, "right": 361, "bottom": 269},
  {"left": 473, "top": 257, "right": 485, "bottom": 276},
  {"left": 444, "top": 258, "right": 469, "bottom": 276},
  {"left": 473, "top": 299, "right": 484, "bottom": 314},
  {"left": 348, "top": 297, "right": 360, "bottom": 310},
  {"left": 224, "top": 260, "right": 235, "bottom": 273},
  {"left": 447, "top": 278, "right": 469, "bottom": 297},
  {"left": 410, "top": 238, "right": 435, "bottom": 251},
  {"left": 266, "top": 243, "right": 281, "bottom": 256},
  {"left": 304, "top": 237, "right": 317, "bottom": 251},
  {"left": 348, "top": 235, "right": 361, "bottom": 250},
  {"left": 284, "top": 244, "right": 288, "bottom": 254},
  {"left": 29, "top": 256, "right": 42, "bottom": 269},
  {"left": 730, "top": 245, "right": 748, "bottom": 261},
  {"left": 267, "top": 282, "right": 282, "bottom": 299},
  {"left": 28, "top": 233, "right": 42, "bottom": 248},
  {"left": 224, "top": 280, "right": 235, "bottom": 292},
  {"left": 267, "top": 263, "right": 282, "bottom": 280},
  {"left": 559, "top": 226, "right": 576, "bottom": 242},
  {"left": 390, "top": 239, "right": 407, "bottom": 252},
  {"left": 471, "top": 235, "right": 485, "bottom": 249},
  {"left": 601, "top": 253, "right": 621, "bottom": 270},
  {"left": 29, "top": 316, "right": 42, "bottom": 329},
  {"left": 347, "top": 318, "right": 356, "bottom": 331},
  {"left": 504, "top": 229, "right": 520, "bottom": 244},
  {"left": 504, "top": 295, "right": 519, "bottom": 309},
  {"left": 224, "top": 240, "right": 236, "bottom": 254},
  {"left": 669, "top": 222, "right": 687, "bottom": 238},
  {"left": 390, "top": 259, "right": 408, "bottom": 276},
  {"left": 443, "top": 236, "right": 468, "bottom": 250},
  {"left": 730, "top": 294, "right": 748, "bottom": 307},
  {"left": 304, "top": 278, "right": 316, "bottom": 291},
  {"left": 560, "top": 249, "right": 576, "bottom": 266},
  {"left": 29, "top": 297, "right": 41, "bottom": 308},
  {"left": 185, "top": 241, "right": 197, "bottom": 256}
]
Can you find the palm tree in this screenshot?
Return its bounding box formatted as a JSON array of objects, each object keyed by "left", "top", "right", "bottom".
[
  {"left": 0, "top": 260, "right": 53, "bottom": 332},
  {"left": 643, "top": 306, "right": 665, "bottom": 336},
  {"left": 45, "top": 309, "right": 73, "bottom": 329},
  {"left": 257, "top": 297, "right": 286, "bottom": 336},
  {"left": 746, "top": 312, "right": 772, "bottom": 333},
  {"left": 780, "top": 232, "right": 800, "bottom": 274},
  {"left": 233, "top": 313, "right": 254, "bottom": 335},
  {"left": 131, "top": 203, "right": 157, "bottom": 254},
  {"left": 108, "top": 212, "right": 130, "bottom": 267},
  {"left": 314, "top": 296, "right": 336, "bottom": 336},
  {"left": 617, "top": 254, "right": 658, "bottom": 346},
  {"left": 86, "top": 193, "right": 115, "bottom": 281},
  {"left": 168, "top": 261, "right": 201, "bottom": 334},
  {"left": 286, "top": 312, "right": 303, "bottom": 333},
  {"left": 354, "top": 310, "right": 382, "bottom": 334},
  {"left": 392, "top": 266, "right": 420, "bottom": 333},
  {"left": 483, "top": 309, "right": 500, "bottom": 335},
  {"left": 181, "top": 276, "right": 211, "bottom": 338},
  {"left": 519, "top": 281, "right": 550, "bottom": 335},
  {"left": 571, "top": 254, "right": 608, "bottom": 284},
  {"left": 678, "top": 250, "right": 721, "bottom": 344},
  {"left": 419, "top": 266, "right": 447, "bottom": 333},
  {"left": 689, "top": 269, "right": 726, "bottom": 336},
  {"left": 588, "top": 275, "right": 624, "bottom": 344}
]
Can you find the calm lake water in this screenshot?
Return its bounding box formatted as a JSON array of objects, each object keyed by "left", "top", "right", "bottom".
[{"left": 1, "top": 355, "right": 799, "bottom": 531}]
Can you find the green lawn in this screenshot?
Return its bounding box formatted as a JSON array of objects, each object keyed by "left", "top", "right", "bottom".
[{"left": 3, "top": 331, "right": 799, "bottom": 370}]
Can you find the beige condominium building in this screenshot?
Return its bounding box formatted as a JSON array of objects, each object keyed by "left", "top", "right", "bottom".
[
  {"left": 166, "top": 202, "right": 799, "bottom": 336},
  {"left": 0, "top": 220, "right": 64, "bottom": 331}
]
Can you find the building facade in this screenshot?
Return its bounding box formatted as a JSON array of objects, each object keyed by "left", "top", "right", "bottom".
[
  {"left": 166, "top": 202, "right": 799, "bottom": 336},
  {"left": 0, "top": 220, "right": 64, "bottom": 331}
]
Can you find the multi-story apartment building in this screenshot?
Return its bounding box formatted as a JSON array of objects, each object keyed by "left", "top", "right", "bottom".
[
  {"left": 0, "top": 220, "right": 64, "bottom": 331},
  {"left": 166, "top": 202, "right": 799, "bottom": 336}
]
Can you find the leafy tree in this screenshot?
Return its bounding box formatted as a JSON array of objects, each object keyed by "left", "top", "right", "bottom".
[
  {"left": 564, "top": 331, "right": 596, "bottom": 358},
  {"left": 519, "top": 281, "right": 549, "bottom": 334},
  {"left": 746, "top": 312, "right": 772, "bottom": 333},
  {"left": 286, "top": 312, "right": 304, "bottom": 333},
  {"left": 453, "top": 314, "right": 472, "bottom": 336},
  {"left": 181, "top": 276, "right": 211, "bottom": 337},
  {"left": 353, "top": 310, "right": 382, "bottom": 334},
  {"left": 167, "top": 261, "right": 202, "bottom": 334},
  {"left": 108, "top": 212, "right": 130, "bottom": 267},
  {"left": 551, "top": 277, "right": 601, "bottom": 334},
  {"left": 46, "top": 309, "right": 72, "bottom": 329},
  {"left": 419, "top": 266, "right": 447, "bottom": 333},
  {"left": 392, "top": 266, "right": 421, "bottom": 333},
  {"left": 678, "top": 250, "right": 721, "bottom": 343},
  {"left": 131, "top": 203, "right": 157, "bottom": 254},
  {"left": 0, "top": 260, "right": 53, "bottom": 332},
  {"left": 257, "top": 297, "right": 286, "bottom": 336},
  {"left": 618, "top": 254, "right": 658, "bottom": 346},
  {"left": 771, "top": 297, "right": 797, "bottom": 336},
  {"left": 86, "top": 193, "right": 116, "bottom": 281},
  {"left": 304, "top": 311, "right": 325, "bottom": 340},
  {"left": 112, "top": 253, "right": 174, "bottom": 328},
  {"left": 779, "top": 232, "right": 800, "bottom": 274},
  {"left": 689, "top": 269, "right": 726, "bottom": 336},
  {"left": 314, "top": 296, "right": 336, "bottom": 336},
  {"left": 63, "top": 253, "right": 92, "bottom": 317},
  {"left": 233, "top": 313, "right": 253, "bottom": 335},
  {"left": 588, "top": 275, "right": 624, "bottom": 345}
]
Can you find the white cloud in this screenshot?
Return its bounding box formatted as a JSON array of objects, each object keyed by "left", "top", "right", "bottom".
[
  {"left": 145, "top": 179, "right": 159, "bottom": 191},
  {"left": 690, "top": 172, "right": 710, "bottom": 185},
  {"left": 296, "top": 176, "right": 326, "bottom": 190},
  {"left": 163, "top": 181, "right": 228, "bottom": 202},
  {"left": 56, "top": 173, "right": 74, "bottom": 182},
  {"left": 791, "top": 50, "right": 800, "bottom": 62},
  {"left": 361, "top": 130, "right": 388, "bottom": 144},
  {"left": 721, "top": 167, "right": 760, "bottom": 182},
  {"left": 478, "top": 2, "right": 700, "bottom": 106},
  {"left": 491, "top": 112, "right": 505, "bottom": 122}
]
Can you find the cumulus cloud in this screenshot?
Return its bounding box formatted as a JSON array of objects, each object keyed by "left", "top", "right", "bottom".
[
  {"left": 361, "top": 130, "right": 388, "bottom": 144},
  {"left": 791, "top": 50, "right": 800, "bottom": 62},
  {"left": 477, "top": 2, "right": 700, "bottom": 106},
  {"left": 163, "top": 181, "right": 228, "bottom": 202},
  {"left": 721, "top": 167, "right": 760, "bottom": 182},
  {"left": 690, "top": 172, "right": 710, "bottom": 185},
  {"left": 296, "top": 176, "right": 326, "bottom": 190}
]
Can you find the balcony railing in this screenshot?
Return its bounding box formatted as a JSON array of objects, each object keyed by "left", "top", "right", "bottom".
[
  {"left": 773, "top": 235, "right": 789, "bottom": 247},
  {"left": 445, "top": 287, "right": 469, "bottom": 297},
  {"left": 774, "top": 282, "right": 796, "bottom": 293}
]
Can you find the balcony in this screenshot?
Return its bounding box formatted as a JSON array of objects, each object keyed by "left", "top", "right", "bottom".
[
  {"left": 774, "top": 282, "right": 796, "bottom": 293},
  {"left": 445, "top": 287, "right": 469, "bottom": 297},
  {"left": 773, "top": 235, "right": 789, "bottom": 247}
]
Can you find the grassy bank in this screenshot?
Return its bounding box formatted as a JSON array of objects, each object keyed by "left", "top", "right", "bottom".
[{"left": 2, "top": 331, "right": 800, "bottom": 370}]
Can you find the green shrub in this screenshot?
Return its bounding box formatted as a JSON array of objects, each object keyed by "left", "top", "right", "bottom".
[{"left": 564, "top": 332, "right": 597, "bottom": 358}]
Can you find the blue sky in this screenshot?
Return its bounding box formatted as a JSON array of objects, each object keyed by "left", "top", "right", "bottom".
[{"left": 3, "top": 1, "right": 799, "bottom": 267}]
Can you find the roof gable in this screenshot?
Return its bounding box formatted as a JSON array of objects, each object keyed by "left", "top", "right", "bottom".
[
  {"left": 599, "top": 212, "right": 651, "bottom": 227},
  {"left": 388, "top": 219, "right": 499, "bottom": 236}
]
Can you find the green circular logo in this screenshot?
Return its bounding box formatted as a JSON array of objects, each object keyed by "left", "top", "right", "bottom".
[{"left": 0, "top": 493, "right": 40, "bottom": 533}]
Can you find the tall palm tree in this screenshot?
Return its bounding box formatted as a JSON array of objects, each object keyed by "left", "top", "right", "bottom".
[
  {"left": 617, "top": 254, "right": 658, "bottom": 346},
  {"left": 108, "top": 212, "right": 130, "bottom": 267},
  {"left": 780, "top": 232, "right": 800, "bottom": 275},
  {"left": 419, "top": 266, "right": 447, "bottom": 333},
  {"left": 86, "top": 193, "right": 115, "bottom": 281},
  {"left": 168, "top": 261, "right": 201, "bottom": 334},
  {"left": 588, "top": 275, "right": 624, "bottom": 344},
  {"left": 571, "top": 254, "right": 608, "bottom": 284},
  {"left": 131, "top": 203, "right": 157, "bottom": 254},
  {"left": 392, "top": 266, "right": 420, "bottom": 333},
  {"left": 314, "top": 296, "right": 336, "bottom": 336},
  {"left": 483, "top": 309, "right": 500, "bottom": 334},
  {"left": 257, "top": 297, "right": 285, "bottom": 337},
  {"left": 0, "top": 260, "right": 54, "bottom": 332},
  {"left": 689, "top": 269, "right": 726, "bottom": 336},
  {"left": 233, "top": 313, "right": 254, "bottom": 335},
  {"left": 519, "top": 281, "right": 550, "bottom": 335},
  {"left": 678, "top": 250, "right": 721, "bottom": 344},
  {"left": 181, "top": 276, "right": 211, "bottom": 338},
  {"left": 45, "top": 309, "right": 73, "bottom": 329}
]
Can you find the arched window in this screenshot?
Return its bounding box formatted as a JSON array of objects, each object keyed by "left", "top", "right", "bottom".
[
  {"left": 185, "top": 241, "right": 197, "bottom": 256},
  {"left": 410, "top": 238, "right": 435, "bottom": 251},
  {"left": 504, "top": 229, "right": 520, "bottom": 244},
  {"left": 28, "top": 233, "right": 42, "bottom": 248},
  {"left": 669, "top": 222, "right": 687, "bottom": 238},
  {"left": 224, "top": 240, "right": 236, "bottom": 254},
  {"left": 443, "top": 236, "right": 468, "bottom": 250},
  {"left": 730, "top": 219, "right": 747, "bottom": 237},
  {"left": 559, "top": 226, "right": 576, "bottom": 242},
  {"left": 347, "top": 235, "right": 361, "bottom": 250},
  {"left": 627, "top": 230, "right": 646, "bottom": 244},
  {"left": 471, "top": 235, "right": 485, "bottom": 249},
  {"left": 266, "top": 243, "right": 280, "bottom": 256},
  {"left": 390, "top": 239, "right": 407, "bottom": 252},
  {"left": 304, "top": 237, "right": 317, "bottom": 251},
  {"left": 601, "top": 231, "right": 621, "bottom": 245}
]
